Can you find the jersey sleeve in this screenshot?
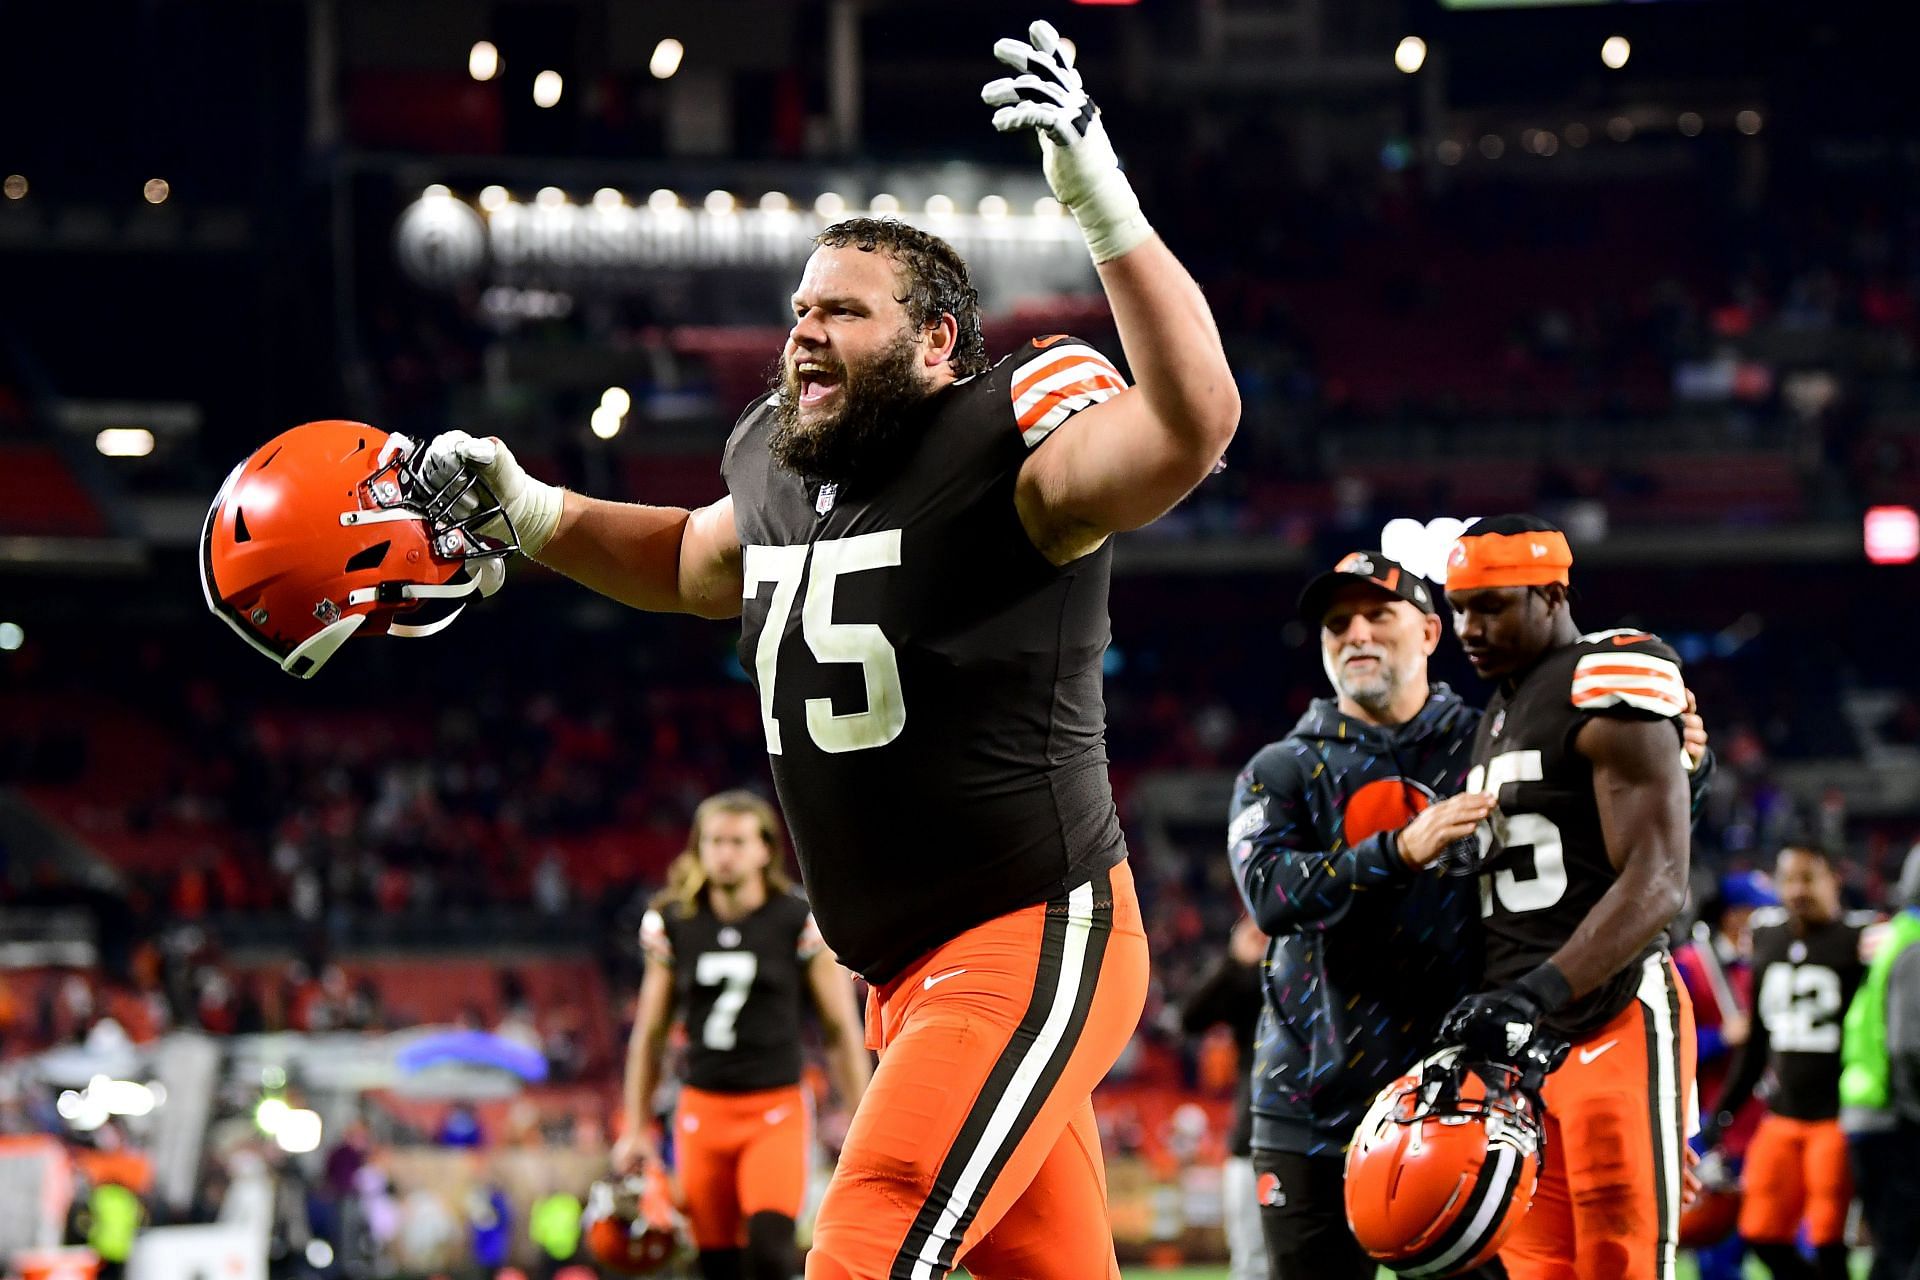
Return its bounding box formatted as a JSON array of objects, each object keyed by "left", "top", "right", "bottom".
[
  {"left": 1006, "top": 334, "right": 1128, "bottom": 448},
  {"left": 796, "top": 911, "right": 827, "bottom": 962},
  {"left": 1570, "top": 631, "right": 1687, "bottom": 720},
  {"left": 1227, "top": 742, "right": 1416, "bottom": 935},
  {"left": 638, "top": 908, "right": 674, "bottom": 967}
]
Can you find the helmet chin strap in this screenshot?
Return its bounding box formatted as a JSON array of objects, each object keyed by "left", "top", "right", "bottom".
[{"left": 345, "top": 560, "right": 502, "bottom": 641}]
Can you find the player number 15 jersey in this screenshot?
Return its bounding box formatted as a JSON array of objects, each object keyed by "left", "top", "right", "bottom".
[{"left": 1467, "top": 630, "right": 1689, "bottom": 1039}]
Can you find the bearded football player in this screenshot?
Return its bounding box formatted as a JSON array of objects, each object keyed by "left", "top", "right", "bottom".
[
  {"left": 1442, "top": 515, "right": 1698, "bottom": 1280},
  {"left": 412, "top": 21, "right": 1237, "bottom": 1279}
]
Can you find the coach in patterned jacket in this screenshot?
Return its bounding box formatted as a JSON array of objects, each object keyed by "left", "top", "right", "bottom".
[{"left": 1227, "top": 550, "right": 1709, "bottom": 1280}]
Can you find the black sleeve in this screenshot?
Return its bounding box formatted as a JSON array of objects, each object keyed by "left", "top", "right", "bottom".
[
  {"left": 1685, "top": 747, "right": 1715, "bottom": 826},
  {"left": 1712, "top": 976, "right": 1771, "bottom": 1123},
  {"left": 1228, "top": 742, "right": 1417, "bottom": 935},
  {"left": 1177, "top": 952, "right": 1246, "bottom": 1035}
]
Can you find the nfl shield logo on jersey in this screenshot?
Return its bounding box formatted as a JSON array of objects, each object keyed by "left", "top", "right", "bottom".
[{"left": 816, "top": 484, "right": 837, "bottom": 516}]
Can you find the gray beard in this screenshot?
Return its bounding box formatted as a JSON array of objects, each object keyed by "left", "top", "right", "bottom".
[{"left": 768, "top": 330, "right": 930, "bottom": 488}]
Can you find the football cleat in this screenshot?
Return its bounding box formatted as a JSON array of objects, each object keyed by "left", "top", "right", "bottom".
[
  {"left": 583, "top": 1170, "right": 687, "bottom": 1275},
  {"left": 1344, "top": 1042, "right": 1559, "bottom": 1277},
  {"left": 199, "top": 420, "right": 513, "bottom": 678}
]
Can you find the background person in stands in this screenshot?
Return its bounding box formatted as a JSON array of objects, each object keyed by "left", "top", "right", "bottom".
[
  {"left": 1675, "top": 872, "right": 1776, "bottom": 1280},
  {"left": 1175, "top": 915, "right": 1270, "bottom": 1280},
  {"left": 1842, "top": 846, "right": 1920, "bottom": 1280}
]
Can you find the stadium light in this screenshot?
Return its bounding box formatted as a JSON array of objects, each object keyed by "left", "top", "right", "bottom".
[
  {"left": 600, "top": 387, "right": 632, "bottom": 416},
  {"left": 1436, "top": 140, "right": 1464, "bottom": 166},
  {"left": 479, "top": 185, "right": 509, "bottom": 211},
  {"left": 1607, "top": 116, "right": 1634, "bottom": 142},
  {"left": 759, "top": 191, "right": 792, "bottom": 212},
  {"left": 648, "top": 188, "right": 680, "bottom": 213},
  {"left": 0, "top": 622, "right": 23, "bottom": 652},
  {"left": 254, "top": 1096, "right": 290, "bottom": 1136},
  {"left": 468, "top": 40, "right": 500, "bottom": 82},
  {"left": 650, "top": 38, "right": 684, "bottom": 80},
  {"left": 306, "top": 1243, "right": 335, "bottom": 1270},
  {"left": 96, "top": 428, "right": 155, "bottom": 458},
  {"left": 925, "top": 194, "right": 956, "bottom": 216},
  {"left": 276, "top": 1108, "right": 323, "bottom": 1154},
  {"left": 814, "top": 191, "right": 846, "bottom": 218},
  {"left": 978, "top": 194, "right": 1009, "bottom": 219},
  {"left": 422, "top": 184, "right": 451, "bottom": 201},
  {"left": 3, "top": 174, "right": 25, "bottom": 200},
  {"left": 590, "top": 406, "right": 623, "bottom": 440},
  {"left": 1601, "top": 36, "right": 1630, "bottom": 70},
  {"left": 1478, "top": 134, "right": 1505, "bottom": 160},
  {"left": 535, "top": 186, "right": 567, "bottom": 209},
  {"left": 870, "top": 193, "right": 901, "bottom": 214},
  {"left": 1394, "top": 36, "right": 1427, "bottom": 75},
  {"left": 533, "top": 70, "right": 563, "bottom": 108},
  {"left": 704, "top": 189, "right": 737, "bottom": 215},
  {"left": 143, "top": 178, "right": 170, "bottom": 205},
  {"left": 1677, "top": 112, "right": 1704, "bottom": 137},
  {"left": 1736, "top": 110, "right": 1763, "bottom": 135},
  {"left": 1865, "top": 506, "right": 1919, "bottom": 565}
]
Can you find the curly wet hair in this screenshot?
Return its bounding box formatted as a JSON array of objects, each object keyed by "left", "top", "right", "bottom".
[{"left": 814, "top": 217, "right": 989, "bottom": 378}]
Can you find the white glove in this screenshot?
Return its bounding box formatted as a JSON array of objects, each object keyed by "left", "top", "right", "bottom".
[
  {"left": 981, "top": 20, "right": 1153, "bottom": 264},
  {"left": 417, "top": 430, "right": 565, "bottom": 558}
]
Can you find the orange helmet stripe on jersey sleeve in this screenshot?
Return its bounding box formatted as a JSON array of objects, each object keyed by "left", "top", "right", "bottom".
[{"left": 1572, "top": 650, "right": 1685, "bottom": 716}]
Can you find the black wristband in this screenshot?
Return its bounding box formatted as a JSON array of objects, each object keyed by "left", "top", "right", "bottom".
[{"left": 1516, "top": 962, "right": 1574, "bottom": 1015}]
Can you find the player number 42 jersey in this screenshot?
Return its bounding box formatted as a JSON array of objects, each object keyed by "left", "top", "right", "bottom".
[{"left": 1466, "top": 630, "right": 1690, "bottom": 1039}]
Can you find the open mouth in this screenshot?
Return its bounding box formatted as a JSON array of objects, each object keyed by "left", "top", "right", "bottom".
[{"left": 795, "top": 360, "right": 842, "bottom": 408}]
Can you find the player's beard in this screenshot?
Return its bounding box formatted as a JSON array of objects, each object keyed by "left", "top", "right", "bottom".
[{"left": 769, "top": 329, "right": 932, "bottom": 488}]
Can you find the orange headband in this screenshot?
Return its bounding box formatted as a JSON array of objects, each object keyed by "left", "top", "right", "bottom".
[{"left": 1446, "top": 530, "right": 1573, "bottom": 590}]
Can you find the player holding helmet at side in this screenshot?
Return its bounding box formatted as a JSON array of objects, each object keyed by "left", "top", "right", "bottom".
[
  {"left": 404, "top": 19, "right": 1238, "bottom": 1279},
  {"left": 615, "top": 791, "right": 869, "bottom": 1280},
  {"left": 1441, "top": 515, "right": 1698, "bottom": 1280}
]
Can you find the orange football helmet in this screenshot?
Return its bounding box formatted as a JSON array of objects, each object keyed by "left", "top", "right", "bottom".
[
  {"left": 1677, "top": 1147, "right": 1740, "bottom": 1248},
  {"left": 199, "top": 420, "right": 513, "bottom": 678},
  {"left": 583, "top": 1171, "right": 686, "bottom": 1275},
  {"left": 1344, "top": 1044, "right": 1558, "bottom": 1277}
]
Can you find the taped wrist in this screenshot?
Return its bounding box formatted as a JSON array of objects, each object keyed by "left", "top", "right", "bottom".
[
  {"left": 510, "top": 480, "right": 565, "bottom": 558},
  {"left": 1040, "top": 124, "right": 1153, "bottom": 264}
]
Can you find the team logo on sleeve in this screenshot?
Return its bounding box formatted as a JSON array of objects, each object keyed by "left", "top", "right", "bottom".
[{"left": 1229, "top": 799, "right": 1268, "bottom": 844}]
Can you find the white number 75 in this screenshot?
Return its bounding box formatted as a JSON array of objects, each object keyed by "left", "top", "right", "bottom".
[{"left": 743, "top": 531, "right": 907, "bottom": 755}]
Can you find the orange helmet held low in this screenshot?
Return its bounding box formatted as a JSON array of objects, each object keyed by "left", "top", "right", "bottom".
[
  {"left": 199, "top": 420, "right": 514, "bottom": 678},
  {"left": 583, "top": 1170, "right": 686, "bottom": 1275},
  {"left": 1344, "top": 1045, "right": 1551, "bottom": 1277}
]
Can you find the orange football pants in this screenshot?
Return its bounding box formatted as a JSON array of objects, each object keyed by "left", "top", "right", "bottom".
[
  {"left": 805, "top": 861, "right": 1148, "bottom": 1280},
  {"left": 675, "top": 1082, "right": 809, "bottom": 1250},
  {"left": 1737, "top": 1114, "right": 1853, "bottom": 1246},
  {"left": 1501, "top": 955, "right": 1697, "bottom": 1280}
]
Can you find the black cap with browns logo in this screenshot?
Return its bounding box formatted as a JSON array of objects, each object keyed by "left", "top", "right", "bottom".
[{"left": 1296, "top": 551, "right": 1436, "bottom": 626}]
